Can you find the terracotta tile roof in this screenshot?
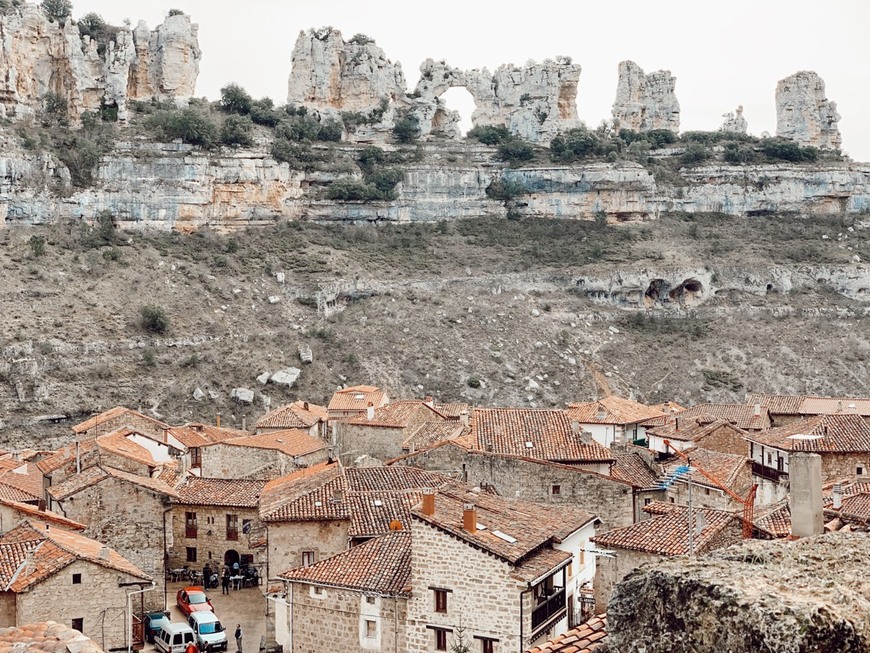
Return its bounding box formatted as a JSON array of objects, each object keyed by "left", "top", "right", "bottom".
[
  {"left": 649, "top": 404, "right": 769, "bottom": 431},
  {"left": 0, "top": 520, "right": 150, "bottom": 592},
  {"left": 224, "top": 430, "right": 328, "bottom": 457},
  {"left": 96, "top": 429, "right": 159, "bottom": 467},
  {"left": 342, "top": 401, "right": 448, "bottom": 428},
  {"left": 348, "top": 492, "right": 421, "bottom": 538},
  {"left": 345, "top": 466, "right": 446, "bottom": 493},
  {"left": 403, "top": 421, "right": 465, "bottom": 452},
  {"left": 610, "top": 452, "right": 660, "bottom": 489},
  {"left": 566, "top": 396, "right": 666, "bottom": 425},
  {"left": 747, "top": 414, "right": 870, "bottom": 452},
  {"left": 525, "top": 614, "right": 608, "bottom": 653},
  {"left": 328, "top": 385, "right": 387, "bottom": 413},
  {"left": 590, "top": 505, "right": 739, "bottom": 556},
  {"left": 167, "top": 423, "right": 251, "bottom": 449},
  {"left": 753, "top": 501, "right": 792, "bottom": 538},
  {"left": 155, "top": 462, "right": 182, "bottom": 488},
  {"left": 647, "top": 417, "right": 749, "bottom": 444},
  {"left": 747, "top": 393, "right": 870, "bottom": 417},
  {"left": 259, "top": 463, "right": 346, "bottom": 522},
  {"left": 0, "top": 621, "right": 105, "bottom": 652},
  {"left": 0, "top": 483, "right": 40, "bottom": 504},
  {"left": 412, "top": 486, "right": 597, "bottom": 565},
  {"left": 36, "top": 440, "right": 99, "bottom": 475},
  {"left": 662, "top": 448, "right": 749, "bottom": 490},
  {"left": 433, "top": 403, "right": 471, "bottom": 419},
  {"left": 48, "top": 465, "right": 180, "bottom": 501},
  {"left": 173, "top": 477, "right": 266, "bottom": 508},
  {"left": 72, "top": 406, "right": 168, "bottom": 435},
  {"left": 0, "top": 461, "right": 43, "bottom": 502},
  {"left": 0, "top": 496, "right": 85, "bottom": 531},
  {"left": 279, "top": 531, "right": 411, "bottom": 596},
  {"left": 471, "top": 409, "right": 614, "bottom": 463},
  {"left": 511, "top": 546, "right": 572, "bottom": 583},
  {"left": 256, "top": 401, "right": 328, "bottom": 431}
]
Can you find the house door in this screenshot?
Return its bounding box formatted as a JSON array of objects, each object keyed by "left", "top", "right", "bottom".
[{"left": 224, "top": 549, "right": 240, "bottom": 571}]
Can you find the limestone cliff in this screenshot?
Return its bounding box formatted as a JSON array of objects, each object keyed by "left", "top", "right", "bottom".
[
  {"left": 719, "top": 105, "right": 747, "bottom": 134},
  {"left": 611, "top": 60, "right": 680, "bottom": 133},
  {"left": 0, "top": 4, "right": 199, "bottom": 122},
  {"left": 776, "top": 71, "right": 841, "bottom": 150}
]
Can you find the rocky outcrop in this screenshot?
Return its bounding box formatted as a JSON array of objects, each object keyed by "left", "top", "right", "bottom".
[
  {"left": 611, "top": 60, "right": 680, "bottom": 133},
  {"left": 0, "top": 4, "right": 200, "bottom": 122},
  {"left": 720, "top": 105, "right": 747, "bottom": 133},
  {"left": 607, "top": 533, "right": 870, "bottom": 652},
  {"left": 776, "top": 71, "right": 841, "bottom": 150}
]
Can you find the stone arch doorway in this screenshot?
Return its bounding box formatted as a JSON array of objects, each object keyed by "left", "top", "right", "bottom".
[{"left": 224, "top": 549, "right": 240, "bottom": 572}]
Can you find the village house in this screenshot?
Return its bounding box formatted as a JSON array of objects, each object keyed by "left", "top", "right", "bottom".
[
  {"left": 46, "top": 465, "right": 179, "bottom": 611},
  {"left": 524, "top": 614, "right": 608, "bottom": 653},
  {"left": 259, "top": 462, "right": 449, "bottom": 580},
  {"left": 200, "top": 430, "right": 330, "bottom": 479},
  {"left": 328, "top": 385, "right": 390, "bottom": 422},
  {"left": 746, "top": 393, "right": 870, "bottom": 426},
  {"left": 168, "top": 476, "right": 266, "bottom": 575},
  {"left": 71, "top": 406, "right": 169, "bottom": 441},
  {"left": 589, "top": 502, "right": 744, "bottom": 611},
  {"left": 660, "top": 447, "right": 752, "bottom": 511},
  {"left": 0, "top": 457, "right": 43, "bottom": 505},
  {"left": 0, "top": 621, "right": 106, "bottom": 653},
  {"left": 164, "top": 422, "right": 251, "bottom": 475},
  {"left": 746, "top": 414, "right": 870, "bottom": 504},
  {"left": 565, "top": 397, "right": 667, "bottom": 448},
  {"left": 256, "top": 401, "right": 329, "bottom": 439},
  {"left": 407, "top": 486, "right": 599, "bottom": 652},
  {"left": 274, "top": 531, "right": 410, "bottom": 653},
  {"left": 0, "top": 520, "right": 152, "bottom": 651},
  {"left": 755, "top": 479, "right": 870, "bottom": 537},
  {"left": 645, "top": 416, "right": 751, "bottom": 456},
  {"left": 0, "top": 496, "right": 84, "bottom": 534}
]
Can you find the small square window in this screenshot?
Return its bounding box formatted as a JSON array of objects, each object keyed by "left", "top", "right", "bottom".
[
  {"left": 71, "top": 618, "right": 83, "bottom": 633},
  {"left": 365, "top": 596, "right": 376, "bottom": 604},
  {"left": 72, "top": 573, "right": 81, "bottom": 585},
  {"left": 365, "top": 620, "right": 377, "bottom": 638},
  {"left": 302, "top": 550, "right": 316, "bottom": 567},
  {"left": 186, "top": 547, "right": 197, "bottom": 563},
  {"left": 644, "top": 498, "right": 652, "bottom": 506},
  {"left": 434, "top": 589, "right": 448, "bottom": 613},
  {"left": 704, "top": 488, "right": 710, "bottom": 495},
  {"left": 551, "top": 485, "right": 561, "bottom": 496},
  {"left": 481, "top": 639, "right": 496, "bottom": 653},
  {"left": 858, "top": 467, "right": 865, "bottom": 476},
  {"left": 313, "top": 586, "right": 323, "bottom": 596}
]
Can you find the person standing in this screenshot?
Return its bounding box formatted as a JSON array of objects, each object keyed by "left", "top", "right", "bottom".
[
  {"left": 222, "top": 570, "right": 230, "bottom": 595},
  {"left": 234, "top": 624, "right": 243, "bottom": 653},
  {"left": 203, "top": 563, "right": 211, "bottom": 589},
  {"left": 185, "top": 643, "right": 198, "bottom": 653}
]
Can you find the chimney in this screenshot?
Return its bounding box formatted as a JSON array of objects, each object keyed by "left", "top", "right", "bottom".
[
  {"left": 837, "top": 401, "right": 843, "bottom": 413},
  {"left": 241, "top": 415, "right": 247, "bottom": 431},
  {"left": 216, "top": 413, "right": 221, "bottom": 428},
  {"left": 753, "top": 403, "right": 761, "bottom": 417},
  {"left": 423, "top": 395, "right": 434, "bottom": 407},
  {"left": 571, "top": 420, "right": 580, "bottom": 435},
  {"left": 37, "top": 499, "right": 46, "bottom": 512},
  {"left": 366, "top": 403, "right": 375, "bottom": 421},
  {"left": 460, "top": 410, "right": 469, "bottom": 427},
  {"left": 674, "top": 417, "right": 680, "bottom": 432},
  {"left": 99, "top": 545, "right": 110, "bottom": 560},
  {"left": 789, "top": 452, "right": 824, "bottom": 538},
  {"left": 303, "top": 401, "right": 309, "bottom": 411},
  {"left": 421, "top": 490, "right": 435, "bottom": 516},
  {"left": 332, "top": 488, "right": 344, "bottom": 503},
  {"left": 463, "top": 504, "right": 477, "bottom": 534},
  {"left": 832, "top": 483, "right": 843, "bottom": 510}
]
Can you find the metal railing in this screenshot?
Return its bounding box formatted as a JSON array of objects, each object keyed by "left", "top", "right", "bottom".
[{"left": 531, "top": 589, "right": 566, "bottom": 632}]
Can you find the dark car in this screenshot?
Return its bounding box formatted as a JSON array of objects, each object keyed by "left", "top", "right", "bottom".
[
  {"left": 142, "top": 610, "right": 171, "bottom": 644},
  {"left": 176, "top": 586, "right": 215, "bottom": 617}
]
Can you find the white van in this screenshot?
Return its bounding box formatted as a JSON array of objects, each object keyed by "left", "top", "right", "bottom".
[
  {"left": 188, "top": 611, "right": 228, "bottom": 651},
  {"left": 155, "top": 622, "right": 196, "bottom": 653}
]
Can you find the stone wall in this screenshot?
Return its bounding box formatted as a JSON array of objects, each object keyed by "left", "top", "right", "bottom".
[
  {"left": 336, "top": 423, "right": 407, "bottom": 464},
  {"left": 0, "top": 594, "right": 15, "bottom": 627},
  {"left": 200, "top": 443, "right": 326, "bottom": 480},
  {"left": 692, "top": 424, "right": 750, "bottom": 456},
  {"left": 168, "top": 505, "right": 262, "bottom": 571},
  {"left": 265, "top": 519, "right": 348, "bottom": 580},
  {"left": 593, "top": 548, "right": 662, "bottom": 613},
  {"left": 285, "top": 583, "right": 406, "bottom": 653}
]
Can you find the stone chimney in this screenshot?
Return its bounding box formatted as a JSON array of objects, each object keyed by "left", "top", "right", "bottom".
[
  {"left": 460, "top": 410, "right": 469, "bottom": 427},
  {"left": 571, "top": 420, "right": 580, "bottom": 435},
  {"left": 366, "top": 402, "right": 375, "bottom": 421},
  {"left": 832, "top": 483, "right": 843, "bottom": 510},
  {"left": 463, "top": 504, "right": 477, "bottom": 534},
  {"left": 753, "top": 403, "right": 761, "bottom": 417},
  {"left": 241, "top": 415, "right": 247, "bottom": 431},
  {"left": 99, "top": 545, "right": 110, "bottom": 560},
  {"left": 789, "top": 452, "right": 823, "bottom": 537},
  {"left": 423, "top": 395, "right": 434, "bottom": 407},
  {"left": 216, "top": 413, "right": 221, "bottom": 428},
  {"left": 421, "top": 490, "right": 435, "bottom": 516},
  {"left": 332, "top": 487, "right": 344, "bottom": 503},
  {"left": 674, "top": 417, "right": 680, "bottom": 431}
]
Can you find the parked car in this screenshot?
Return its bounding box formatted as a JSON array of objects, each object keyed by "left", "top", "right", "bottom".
[
  {"left": 143, "top": 610, "right": 171, "bottom": 644},
  {"left": 154, "top": 622, "right": 196, "bottom": 653},
  {"left": 188, "top": 611, "right": 228, "bottom": 651},
  {"left": 176, "top": 586, "right": 214, "bottom": 617}
]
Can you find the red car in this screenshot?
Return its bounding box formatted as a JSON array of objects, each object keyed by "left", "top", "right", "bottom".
[{"left": 176, "top": 586, "right": 214, "bottom": 617}]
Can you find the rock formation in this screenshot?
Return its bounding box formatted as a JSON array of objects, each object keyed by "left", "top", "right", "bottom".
[
  {"left": 776, "top": 70, "right": 841, "bottom": 150},
  {"left": 0, "top": 4, "right": 200, "bottom": 122},
  {"left": 611, "top": 60, "right": 680, "bottom": 133},
  {"left": 607, "top": 533, "right": 870, "bottom": 652},
  {"left": 720, "top": 105, "right": 747, "bottom": 133}
]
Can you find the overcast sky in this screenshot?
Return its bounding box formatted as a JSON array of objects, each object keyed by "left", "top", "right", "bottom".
[{"left": 72, "top": 0, "right": 870, "bottom": 160}]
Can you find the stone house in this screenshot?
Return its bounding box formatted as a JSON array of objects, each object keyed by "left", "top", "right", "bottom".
[
  {"left": 589, "top": 502, "right": 743, "bottom": 611},
  {"left": 71, "top": 406, "right": 169, "bottom": 441},
  {"left": 168, "top": 476, "right": 266, "bottom": 573},
  {"left": 407, "top": 487, "right": 599, "bottom": 652},
  {"left": 565, "top": 397, "right": 667, "bottom": 448},
  {"left": 645, "top": 416, "right": 751, "bottom": 457},
  {"left": 256, "top": 401, "right": 329, "bottom": 439},
  {"left": 746, "top": 414, "right": 870, "bottom": 505},
  {"left": 46, "top": 465, "right": 178, "bottom": 611},
  {"left": 0, "top": 520, "right": 152, "bottom": 651},
  {"left": 274, "top": 531, "right": 410, "bottom": 653},
  {"left": 660, "top": 447, "right": 752, "bottom": 512},
  {"left": 164, "top": 422, "right": 250, "bottom": 475},
  {"left": 327, "top": 385, "right": 390, "bottom": 422},
  {"left": 259, "top": 462, "right": 449, "bottom": 580},
  {"left": 200, "top": 430, "right": 330, "bottom": 480},
  {"left": 0, "top": 496, "right": 85, "bottom": 534},
  {"left": 0, "top": 458, "right": 43, "bottom": 505},
  {"left": 643, "top": 404, "right": 770, "bottom": 440},
  {"left": 746, "top": 393, "right": 870, "bottom": 426}
]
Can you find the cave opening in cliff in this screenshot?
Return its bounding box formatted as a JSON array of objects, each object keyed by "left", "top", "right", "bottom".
[
  {"left": 644, "top": 279, "right": 671, "bottom": 302},
  {"left": 440, "top": 87, "right": 476, "bottom": 137}
]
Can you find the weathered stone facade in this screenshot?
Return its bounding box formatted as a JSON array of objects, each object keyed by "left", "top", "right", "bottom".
[
  {"left": 265, "top": 519, "right": 348, "bottom": 580},
  {"left": 776, "top": 71, "right": 841, "bottom": 150},
  {"left": 169, "top": 504, "right": 262, "bottom": 571},
  {"left": 611, "top": 60, "right": 680, "bottom": 133},
  {"left": 200, "top": 442, "right": 327, "bottom": 480}
]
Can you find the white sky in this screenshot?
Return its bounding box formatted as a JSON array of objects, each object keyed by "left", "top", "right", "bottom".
[{"left": 72, "top": 0, "right": 870, "bottom": 160}]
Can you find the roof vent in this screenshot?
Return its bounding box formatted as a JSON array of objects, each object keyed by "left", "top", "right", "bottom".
[
  {"left": 492, "top": 530, "right": 517, "bottom": 543},
  {"left": 373, "top": 499, "right": 383, "bottom": 507},
  {"left": 525, "top": 441, "right": 533, "bottom": 449},
  {"left": 314, "top": 501, "right": 322, "bottom": 507},
  {"left": 354, "top": 394, "right": 365, "bottom": 400},
  {"left": 276, "top": 439, "right": 284, "bottom": 443}
]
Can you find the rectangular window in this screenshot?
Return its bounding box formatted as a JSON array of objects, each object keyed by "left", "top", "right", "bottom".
[
  {"left": 551, "top": 485, "right": 561, "bottom": 496},
  {"left": 434, "top": 589, "right": 448, "bottom": 613},
  {"left": 644, "top": 497, "right": 652, "bottom": 506},
  {"left": 186, "top": 547, "right": 197, "bottom": 563},
  {"left": 858, "top": 466, "right": 865, "bottom": 476},
  {"left": 435, "top": 629, "right": 448, "bottom": 651},
  {"left": 365, "top": 620, "right": 377, "bottom": 638},
  {"left": 302, "top": 550, "right": 315, "bottom": 567},
  {"left": 480, "top": 639, "right": 496, "bottom": 653},
  {"left": 72, "top": 573, "right": 81, "bottom": 584},
  {"left": 190, "top": 447, "right": 202, "bottom": 468},
  {"left": 185, "top": 512, "right": 197, "bottom": 538},
  {"left": 226, "top": 514, "right": 239, "bottom": 541},
  {"left": 365, "top": 596, "right": 376, "bottom": 605},
  {"left": 313, "top": 586, "right": 323, "bottom": 595},
  {"left": 767, "top": 453, "right": 772, "bottom": 465},
  {"left": 71, "top": 618, "right": 83, "bottom": 633}
]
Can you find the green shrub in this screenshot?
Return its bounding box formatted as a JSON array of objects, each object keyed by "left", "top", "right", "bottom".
[
  {"left": 56, "top": 135, "right": 102, "bottom": 186},
  {"left": 357, "top": 146, "right": 386, "bottom": 172},
  {"left": 271, "top": 139, "right": 320, "bottom": 170},
  {"left": 41, "top": 0, "right": 70, "bottom": 21},
  {"left": 147, "top": 109, "right": 218, "bottom": 147},
  {"left": 680, "top": 143, "right": 711, "bottom": 166},
  {"left": 723, "top": 142, "right": 758, "bottom": 164},
  {"left": 367, "top": 168, "right": 403, "bottom": 199},
  {"left": 220, "top": 114, "right": 254, "bottom": 146},
  {"left": 550, "top": 126, "right": 602, "bottom": 161},
  {"left": 317, "top": 119, "right": 343, "bottom": 142},
  {"left": 168, "top": 8, "right": 184, "bottom": 16},
  {"left": 249, "top": 98, "right": 281, "bottom": 127},
  {"left": 761, "top": 139, "right": 818, "bottom": 162},
  {"left": 140, "top": 305, "right": 170, "bottom": 334},
  {"left": 348, "top": 33, "right": 374, "bottom": 45},
  {"left": 393, "top": 112, "right": 420, "bottom": 144},
  {"left": 275, "top": 115, "right": 322, "bottom": 142},
  {"left": 42, "top": 92, "right": 68, "bottom": 125},
  {"left": 467, "top": 377, "right": 481, "bottom": 389},
  {"left": 77, "top": 12, "right": 105, "bottom": 39},
  {"left": 219, "top": 83, "right": 253, "bottom": 115},
  {"left": 497, "top": 140, "right": 535, "bottom": 165},
  {"left": 467, "top": 125, "right": 512, "bottom": 145},
  {"left": 485, "top": 179, "right": 528, "bottom": 201},
  {"left": 29, "top": 235, "right": 46, "bottom": 257}
]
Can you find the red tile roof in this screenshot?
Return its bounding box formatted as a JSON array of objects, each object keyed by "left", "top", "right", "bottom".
[
  {"left": 167, "top": 423, "right": 251, "bottom": 449},
  {"left": 0, "top": 496, "right": 85, "bottom": 531},
  {"left": 173, "top": 477, "right": 265, "bottom": 508},
  {"left": 0, "top": 461, "right": 43, "bottom": 502},
  {"left": 0, "top": 520, "right": 150, "bottom": 592},
  {"left": 433, "top": 403, "right": 471, "bottom": 419},
  {"left": 662, "top": 448, "right": 749, "bottom": 490},
  {"left": 279, "top": 531, "right": 411, "bottom": 596},
  {"left": 566, "top": 396, "right": 665, "bottom": 425},
  {"left": 525, "top": 614, "right": 608, "bottom": 653},
  {"left": 47, "top": 465, "right": 180, "bottom": 501},
  {"left": 754, "top": 501, "right": 792, "bottom": 538},
  {"left": 0, "top": 621, "right": 105, "bottom": 652},
  {"left": 95, "top": 429, "right": 159, "bottom": 467},
  {"left": 224, "top": 430, "right": 328, "bottom": 457},
  {"left": 256, "top": 401, "right": 328, "bottom": 431},
  {"left": 747, "top": 394, "right": 870, "bottom": 417},
  {"left": 647, "top": 404, "right": 769, "bottom": 431},
  {"left": 72, "top": 406, "right": 168, "bottom": 435},
  {"left": 610, "top": 452, "right": 660, "bottom": 489},
  {"left": 328, "top": 386, "right": 387, "bottom": 413},
  {"left": 342, "top": 401, "right": 448, "bottom": 428},
  {"left": 402, "top": 421, "right": 465, "bottom": 452},
  {"left": 647, "top": 417, "right": 749, "bottom": 444},
  {"left": 747, "top": 414, "right": 870, "bottom": 452},
  {"left": 471, "top": 409, "right": 614, "bottom": 463},
  {"left": 36, "top": 440, "right": 98, "bottom": 475},
  {"left": 259, "top": 463, "right": 346, "bottom": 522}
]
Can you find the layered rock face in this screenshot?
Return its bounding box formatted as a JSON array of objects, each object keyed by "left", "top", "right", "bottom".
[
  {"left": 607, "top": 534, "right": 870, "bottom": 652},
  {"left": 720, "top": 105, "right": 747, "bottom": 133},
  {"left": 611, "top": 60, "right": 680, "bottom": 133},
  {"left": 776, "top": 71, "right": 841, "bottom": 150},
  {"left": 0, "top": 4, "right": 199, "bottom": 122}
]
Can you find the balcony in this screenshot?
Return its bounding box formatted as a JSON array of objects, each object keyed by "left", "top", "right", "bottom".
[
  {"left": 226, "top": 528, "right": 239, "bottom": 541},
  {"left": 752, "top": 462, "right": 788, "bottom": 483},
  {"left": 185, "top": 526, "right": 197, "bottom": 538},
  {"left": 531, "top": 589, "right": 566, "bottom": 634}
]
